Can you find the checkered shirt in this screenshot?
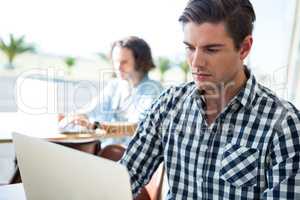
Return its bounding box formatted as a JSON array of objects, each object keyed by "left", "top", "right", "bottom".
[{"left": 120, "top": 69, "right": 300, "bottom": 199}]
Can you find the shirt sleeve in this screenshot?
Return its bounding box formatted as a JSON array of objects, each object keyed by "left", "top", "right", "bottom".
[
  {"left": 263, "top": 114, "right": 300, "bottom": 199},
  {"left": 86, "top": 80, "right": 116, "bottom": 122},
  {"left": 120, "top": 87, "right": 171, "bottom": 198},
  {"left": 136, "top": 81, "right": 164, "bottom": 122}
]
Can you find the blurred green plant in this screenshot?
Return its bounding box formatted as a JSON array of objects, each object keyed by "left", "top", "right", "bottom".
[
  {"left": 64, "top": 56, "right": 76, "bottom": 74},
  {"left": 179, "top": 60, "right": 190, "bottom": 82},
  {"left": 98, "top": 52, "right": 110, "bottom": 63},
  {"left": 98, "top": 52, "right": 116, "bottom": 78},
  {"left": 156, "top": 57, "right": 171, "bottom": 82},
  {"left": 0, "top": 34, "right": 35, "bottom": 69}
]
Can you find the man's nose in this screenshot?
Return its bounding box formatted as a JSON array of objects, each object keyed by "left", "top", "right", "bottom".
[{"left": 191, "top": 49, "right": 206, "bottom": 70}]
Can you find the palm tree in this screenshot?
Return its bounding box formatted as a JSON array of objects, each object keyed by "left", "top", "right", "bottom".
[
  {"left": 157, "top": 57, "right": 171, "bottom": 82},
  {"left": 98, "top": 52, "right": 116, "bottom": 78},
  {"left": 64, "top": 56, "right": 76, "bottom": 74},
  {"left": 98, "top": 52, "right": 110, "bottom": 63},
  {"left": 0, "top": 34, "right": 35, "bottom": 69},
  {"left": 179, "top": 60, "right": 190, "bottom": 82}
]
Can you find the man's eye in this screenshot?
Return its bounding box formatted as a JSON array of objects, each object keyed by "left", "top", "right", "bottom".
[
  {"left": 185, "top": 46, "right": 195, "bottom": 52},
  {"left": 206, "top": 48, "right": 219, "bottom": 53}
]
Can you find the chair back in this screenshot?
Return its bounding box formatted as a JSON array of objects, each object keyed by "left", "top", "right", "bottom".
[{"left": 98, "top": 144, "right": 125, "bottom": 161}]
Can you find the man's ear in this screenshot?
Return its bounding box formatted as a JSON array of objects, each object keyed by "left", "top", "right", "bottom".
[{"left": 239, "top": 35, "right": 253, "bottom": 60}]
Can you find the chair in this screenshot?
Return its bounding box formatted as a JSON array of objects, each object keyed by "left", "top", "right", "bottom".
[
  {"left": 97, "top": 144, "right": 125, "bottom": 161},
  {"left": 8, "top": 140, "right": 101, "bottom": 184},
  {"left": 98, "top": 144, "right": 165, "bottom": 200},
  {"left": 53, "top": 140, "right": 101, "bottom": 155}
]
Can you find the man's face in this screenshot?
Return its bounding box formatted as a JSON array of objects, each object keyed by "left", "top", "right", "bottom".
[
  {"left": 112, "top": 47, "right": 137, "bottom": 80},
  {"left": 183, "top": 22, "right": 251, "bottom": 92}
]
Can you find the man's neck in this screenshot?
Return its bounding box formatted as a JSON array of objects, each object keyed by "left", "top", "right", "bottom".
[
  {"left": 128, "top": 72, "right": 145, "bottom": 87},
  {"left": 204, "top": 68, "right": 247, "bottom": 125}
]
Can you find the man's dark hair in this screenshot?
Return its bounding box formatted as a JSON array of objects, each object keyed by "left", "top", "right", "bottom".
[
  {"left": 111, "top": 36, "right": 155, "bottom": 73},
  {"left": 179, "top": 0, "right": 256, "bottom": 49}
]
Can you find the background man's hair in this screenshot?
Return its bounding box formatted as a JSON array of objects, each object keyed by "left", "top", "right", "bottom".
[
  {"left": 110, "top": 36, "right": 155, "bottom": 73},
  {"left": 179, "top": 0, "right": 256, "bottom": 49}
]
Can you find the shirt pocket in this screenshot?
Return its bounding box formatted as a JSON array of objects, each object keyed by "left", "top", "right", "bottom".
[{"left": 219, "top": 144, "right": 259, "bottom": 187}]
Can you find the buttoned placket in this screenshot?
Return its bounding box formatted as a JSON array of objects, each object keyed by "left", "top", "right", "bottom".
[{"left": 195, "top": 97, "right": 241, "bottom": 199}]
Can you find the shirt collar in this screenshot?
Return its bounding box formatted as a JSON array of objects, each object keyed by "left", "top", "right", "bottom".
[
  {"left": 191, "top": 66, "right": 258, "bottom": 109},
  {"left": 136, "top": 74, "right": 149, "bottom": 87},
  {"left": 124, "top": 74, "right": 149, "bottom": 93},
  {"left": 234, "top": 66, "right": 258, "bottom": 108},
  {"left": 191, "top": 84, "right": 206, "bottom": 109}
]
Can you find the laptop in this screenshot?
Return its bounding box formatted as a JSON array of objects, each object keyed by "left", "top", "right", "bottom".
[{"left": 12, "top": 133, "right": 132, "bottom": 200}]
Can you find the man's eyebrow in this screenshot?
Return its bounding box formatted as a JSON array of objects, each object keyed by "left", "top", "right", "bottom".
[
  {"left": 183, "top": 41, "right": 225, "bottom": 48},
  {"left": 204, "top": 44, "right": 225, "bottom": 48},
  {"left": 183, "top": 41, "right": 193, "bottom": 47}
]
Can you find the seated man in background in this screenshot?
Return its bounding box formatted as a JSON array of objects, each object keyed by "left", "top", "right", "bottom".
[{"left": 60, "top": 36, "right": 163, "bottom": 146}]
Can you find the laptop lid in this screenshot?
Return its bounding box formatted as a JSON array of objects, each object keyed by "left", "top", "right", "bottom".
[{"left": 12, "top": 133, "right": 132, "bottom": 200}]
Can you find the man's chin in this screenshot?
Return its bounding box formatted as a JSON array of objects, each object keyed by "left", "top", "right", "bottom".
[
  {"left": 116, "top": 73, "right": 126, "bottom": 80},
  {"left": 195, "top": 81, "right": 219, "bottom": 93},
  {"left": 120, "top": 75, "right": 130, "bottom": 81}
]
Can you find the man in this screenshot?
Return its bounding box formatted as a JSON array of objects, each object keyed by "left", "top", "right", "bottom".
[
  {"left": 87, "top": 36, "right": 162, "bottom": 123},
  {"left": 60, "top": 36, "right": 162, "bottom": 143},
  {"left": 121, "top": 0, "right": 300, "bottom": 199}
]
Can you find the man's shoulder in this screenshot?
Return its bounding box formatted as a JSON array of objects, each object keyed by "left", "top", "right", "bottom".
[
  {"left": 143, "top": 78, "right": 161, "bottom": 86},
  {"left": 256, "top": 83, "right": 300, "bottom": 122},
  {"left": 147, "top": 81, "right": 196, "bottom": 115},
  {"left": 256, "top": 84, "right": 300, "bottom": 152},
  {"left": 158, "top": 81, "right": 196, "bottom": 102},
  {"left": 139, "top": 78, "right": 163, "bottom": 92}
]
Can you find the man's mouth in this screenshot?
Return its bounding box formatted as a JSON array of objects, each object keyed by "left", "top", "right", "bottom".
[{"left": 192, "top": 72, "right": 212, "bottom": 80}]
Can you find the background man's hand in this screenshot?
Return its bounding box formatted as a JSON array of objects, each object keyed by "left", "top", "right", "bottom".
[{"left": 58, "top": 114, "right": 93, "bottom": 130}]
